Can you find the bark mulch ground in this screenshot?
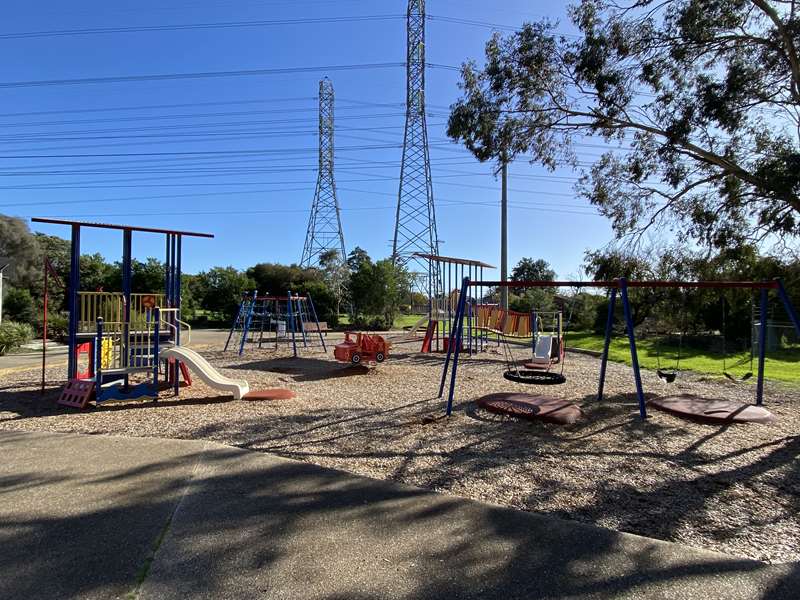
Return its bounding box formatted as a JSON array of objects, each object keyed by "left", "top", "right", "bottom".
[{"left": 2, "top": 336, "right": 798, "bottom": 564}]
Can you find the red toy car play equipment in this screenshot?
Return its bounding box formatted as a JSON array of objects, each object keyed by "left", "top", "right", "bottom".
[{"left": 334, "top": 332, "right": 390, "bottom": 365}]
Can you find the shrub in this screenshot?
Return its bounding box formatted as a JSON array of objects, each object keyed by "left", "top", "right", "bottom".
[
  {"left": 3, "top": 286, "right": 35, "bottom": 325},
  {"left": 351, "top": 314, "right": 393, "bottom": 331},
  {"left": 0, "top": 321, "right": 35, "bottom": 355},
  {"left": 43, "top": 312, "right": 69, "bottom": 340}
]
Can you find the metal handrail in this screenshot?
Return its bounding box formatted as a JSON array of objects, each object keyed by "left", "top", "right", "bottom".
[{"left": 158, "top": 308, "right": 192, "bottom": 346}]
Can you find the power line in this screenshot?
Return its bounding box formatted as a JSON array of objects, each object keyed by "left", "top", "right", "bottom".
[
  {"left": 0, "top": 143, "right": 408, "bottom": 159},
  {"left": 0, "top": 115, "right": 410, "bottom": 141},
  {"left": 0, "top": 15, "right": 404, "bottom": 40},
  {"left": 0, "top": 96, "right": 318, "bottom": 119},
  {"left": 0, "top": 102, "right": 405, "bottom": 129},
  {"left": 20, "top": 197, "right": 601, "bottom": 220},
  {"left": 0, "top": 62, "right": 406, "bottom": 89}
]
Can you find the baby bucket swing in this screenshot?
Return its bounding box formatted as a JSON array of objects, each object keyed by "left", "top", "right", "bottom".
[
  {"left": 654, "top": 291, "right": 686, "bottom": 384},
  {"left": 500, "top": 292, "right": 578, "bottom": 385}
]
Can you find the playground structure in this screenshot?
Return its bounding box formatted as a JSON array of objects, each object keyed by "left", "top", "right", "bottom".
[
  {"left": 334, "top": 331, "right": 390, "bottom": 365},
  {"left": 225, "top": 291, "right": 327, "bottom": 357},
  {"left": 410, "top": 253, "right": 494, "bottom": 353},
  {"left": 32, "top": 218, "right": 248, "bottom": 407},
  {"left": 439, "top": 277, "right": 800, "bottom": 420}
]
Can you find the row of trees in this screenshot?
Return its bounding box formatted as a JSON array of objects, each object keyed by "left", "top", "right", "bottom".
[{"left": 478, "top": 246, "right": 800, "bottom": 346}]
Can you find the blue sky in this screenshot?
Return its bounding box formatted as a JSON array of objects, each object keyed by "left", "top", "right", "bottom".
[{"left": 2, "top": 0, "right": 613, "bottom": 278}]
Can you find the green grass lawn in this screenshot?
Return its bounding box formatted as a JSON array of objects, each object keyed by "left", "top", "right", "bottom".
[
  {"left": 567, "top": 331, "right": 800, "bottom": 385},
  {"left": 338, "top": 314, "right": 426, "bottom": 329},
  {"left": 336, "top": 316, "right": 799, "bottom": 383}
]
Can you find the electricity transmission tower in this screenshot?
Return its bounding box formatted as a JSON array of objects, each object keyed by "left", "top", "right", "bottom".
[
  {"left": 392, "top": 0, "right": 439, "bottom": 273},
  {"left": 301, "top": 78, "right": 346, "bottom": 268}
]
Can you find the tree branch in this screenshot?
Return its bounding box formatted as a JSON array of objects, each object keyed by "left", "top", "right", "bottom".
[{"left": 751, "top": 0, "right": 800, "bottom": 102}]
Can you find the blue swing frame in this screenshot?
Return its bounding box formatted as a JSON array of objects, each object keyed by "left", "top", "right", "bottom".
[{"left": 439, "top": 277, "right": 800, "bottom": 419}]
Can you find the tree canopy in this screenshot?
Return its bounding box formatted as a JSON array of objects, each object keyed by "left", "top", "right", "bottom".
[
  {"left": 448, "top": 0, "right": 800, "bottom": 250},
  {"left": 511, "top": 257, "right": 556, "bottom": 282}
]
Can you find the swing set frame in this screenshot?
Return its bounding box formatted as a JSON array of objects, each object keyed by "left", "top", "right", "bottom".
[{"left": 439, "top": 277, "right": 800, "bottom": 420}]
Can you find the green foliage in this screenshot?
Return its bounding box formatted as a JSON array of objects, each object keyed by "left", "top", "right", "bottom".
[
  {"left": 348, "top": 253, "right": 409, "bottom": 330},
  {"left": 179, "top": 273, "right": 201, "bottom": 320},
  {"left": 296, "top": 279, "right": 339, "bottom": 327},
  {"left": 507, "top": 258, "right": 557, "bottom": 313},
  {"left": 509, "top": 289, "right": 555, "bottom": 313},
  {"left": 103, "top": 257, "right": 166, "bottom": 293},
  {"left": 3, "top": 286, "right": 35, "bottom": 325},
  {"left": 43, "top": 312, "right": 69, "bottom": 340},
  {"left": 346, "top": 246, "right": 370, "bottom": 272},
  {"left": 317, "top": 249, "right": 349, "bottom": 317},
  {"left": 0, "top": 216, "right": 40, "bottom": 290},
  {"left": 511, "top": 258, "right": 555, "bottom": 282},
  {"left": 195, "top": 267, "right": 255, "bottom": 320},
  {"left": 581, "top": 243, "right": 800, "bottom": 339},
  {"left": 133, "top": 258, "right": 167, "bottom": 293},
  {"left": 35, "top": 233, "right": 70, "bottom": 278},
  {"left": 80, "top": 253, "right": 116, "bottom": 292},
  {"left": 448, "top": 1, "right": 800, "bottom": 249},
  {"left": 246, "top": 262, "right": 322, "bottom": 296},
  {"left": 0, "top": 320, "right": 34, "bottom": 355}
]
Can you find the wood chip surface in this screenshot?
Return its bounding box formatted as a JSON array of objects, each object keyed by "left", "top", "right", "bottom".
[{"left": 2, "top": 334, "right": 799, "bottom": 564}]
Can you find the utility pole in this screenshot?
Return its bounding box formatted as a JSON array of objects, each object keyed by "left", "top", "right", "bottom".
[
  {"left": 500, "top": 162, "right": 508, "bottom": 310},
  {"left": 301, "top": 78, "right": 346, "bottom": 267},
  {"left": 393, "top": 0, "right": 439, "bottom": 275}
]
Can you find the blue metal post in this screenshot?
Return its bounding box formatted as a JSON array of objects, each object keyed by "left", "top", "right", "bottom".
[
  {"left": 297, "top": 296, "right": 309, "bottom": 348},
  {"left": 95, "top": 317, "right": 104, "bottom": 400},
  {"left": 224, "top": 295, "right": 246, "bottom": 352},
  {"left": 619, "top": 278, "right": 647, "bottom": 419},
  {"left": 776, "top": 278, "right": 800, "bottom": 335},
  {"left": 306, "top": 293, "right": 327, "bottom": 352},
  {"left": 445, "top": 279, "right": 469, "bottom": 416},
  {"left": 287, "top": 291, "right": 298, "bottom": 358},
  {"left": 153, "top": 307, "right": 161, "bottom": 397},
  {"left": 67, "top": 224, "right": 81, "bottom": 380},
  {"left": 773, "top": 279, "right": 800, "bottom": 404},
  {"left": 597, "top": 287, "right": 618, "bottom": 402},
  {"left": 756, "top": 286, "right": 768, "bottom": 406},
  {"left": 173, "top": 235, "right": 182, "bottom": 395},
  {"left": 122, "top": 229, "right": 132, "bottom": 382},
  {"left": 165, "top": 234, "right": 172, "bottom": 305},
  {"left": 238, "top": 290, "right": 257, "bottom": 356},
  {"left": 170, "top": 234, "right": 177, "bottom": 306},
  {"left": 467, "top": 300, "right": 473, "bottom": 355},
  {"left": 438, "top": 277, "right": 468, "bottom": 398}
]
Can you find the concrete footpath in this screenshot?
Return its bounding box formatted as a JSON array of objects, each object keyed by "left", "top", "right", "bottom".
[{"left": 1, "top": 431, "right": 797, "bottom": 600}]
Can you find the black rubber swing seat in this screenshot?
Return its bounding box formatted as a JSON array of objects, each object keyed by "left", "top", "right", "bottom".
[
  {"left": 503, "top": 369, "right": 566, "bottom": 385},
  {"left": 657, "top": 369, "right": 677, "bottom": 384},
  {"left": 724, "top": 371, "right": 753, "bottom": 382}
]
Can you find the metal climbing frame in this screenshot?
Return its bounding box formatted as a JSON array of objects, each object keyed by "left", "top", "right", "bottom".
[
  {"left": 439, "top": 278, "right": 800, "bottom": 420},
  {"left": 225, "top": 291, "right": 327, "bottom": 357}
]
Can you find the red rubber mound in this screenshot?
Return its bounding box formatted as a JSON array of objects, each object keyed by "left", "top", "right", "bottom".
[
  {"left": 650, "top": 394, "right": 776, "bottom": 424},
  {"left": 243, "top": 389, "right": 296, "bottom": 401},
  {"left": 475, "top": 393, "right": 583, "bottom": 424},
  {"left": 523, "top": 362, "right": 550, "bottom": 370}
]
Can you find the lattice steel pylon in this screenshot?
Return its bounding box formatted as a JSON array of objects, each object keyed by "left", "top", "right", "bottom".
[
  {"left": 392, "top": 0, "right": 439, "bottom": 273},
  {"left": 301, "top": 78, "right": 346, "bottom": 267}
]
